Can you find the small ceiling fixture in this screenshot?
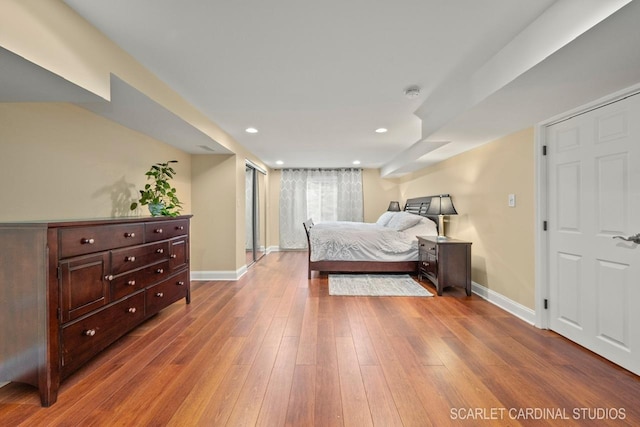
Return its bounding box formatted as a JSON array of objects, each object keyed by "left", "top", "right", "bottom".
[
  {"left": 276, "top": 160, "right": 284, "bottom": 165},
  {"left": 352, "top": 160, "right": 361, "bottom": 165},
  {"left": 404, "top": 85, "right": 421, "bottom": 99},
  {"left": 375, "top": 128, "right": 388, "bottom": 133},
  {"left": 245, "top": 127, "right": 258, "bottom": 134}
]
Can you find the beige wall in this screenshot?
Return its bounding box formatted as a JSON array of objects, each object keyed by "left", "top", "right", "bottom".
[
  {"left": 0, "top": 103, "right": 191, "bottom": 221},
  {"left": 267, "top": 169, "right": 282, "bottom": 250},
  {"left": 399, "top": 128, "right": 535, "bottom": 308},
  {"left": 234, "top": 156, "right": 247, "bottom": 268},
  {"left": 362, "top": 168, "right": 400, "bottom": 222},
  {"left": 190, "top": 155, "right": 236, "bottom": 271}
]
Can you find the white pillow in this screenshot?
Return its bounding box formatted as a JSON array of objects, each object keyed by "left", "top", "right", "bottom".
[
  {"left": 386, "top": 211, "right": 422, "bottom": 231},
  {"left": 376, "top": 211, "right": 397, "bottom": 226},
  {"left": 402, "top": 217, "right": 438, "bottom": 237}
]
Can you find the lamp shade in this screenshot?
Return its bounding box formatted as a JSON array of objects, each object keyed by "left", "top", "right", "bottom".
[
  {"left": 426, "top": 194, "right": 458, "bottom": 216},
  {"left": 387, "top": 201, "right": 401, "bottom": 212}
]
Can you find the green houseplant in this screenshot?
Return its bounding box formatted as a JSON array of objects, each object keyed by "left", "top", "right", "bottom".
[{"left": 130, "top": 160, "right": 183, "bottom": 217}]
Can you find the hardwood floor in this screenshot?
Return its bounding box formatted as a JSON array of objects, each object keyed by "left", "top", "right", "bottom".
[{"left": 1, "top": 251, "right": 639, "bottom": 426}]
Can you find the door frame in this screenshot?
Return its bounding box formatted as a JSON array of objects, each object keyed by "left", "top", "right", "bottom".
[{"left": 534, "top": 82, "right": 640, "bottom": 329}]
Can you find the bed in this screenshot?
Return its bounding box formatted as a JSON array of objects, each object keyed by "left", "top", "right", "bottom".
[{"left": 303, "top": 196, "right": 440, "bottom": 278}]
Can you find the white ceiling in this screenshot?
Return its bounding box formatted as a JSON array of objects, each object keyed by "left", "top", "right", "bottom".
[{"left": 35, "top": 0, "right": 640, "bottom": 174}]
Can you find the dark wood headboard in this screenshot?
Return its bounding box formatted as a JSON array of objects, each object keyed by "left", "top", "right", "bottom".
[{"left": 403, "top": 196, "right": 440, "bottom": 230}]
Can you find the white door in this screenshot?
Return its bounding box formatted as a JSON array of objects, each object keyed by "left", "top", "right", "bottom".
[{"left": 547, "top": 91, "right": 640, "bottom": 375}]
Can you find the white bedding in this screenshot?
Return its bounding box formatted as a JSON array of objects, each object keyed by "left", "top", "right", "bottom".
[{"left": 309, "top": 215, "right": 437, "bottom": 262}]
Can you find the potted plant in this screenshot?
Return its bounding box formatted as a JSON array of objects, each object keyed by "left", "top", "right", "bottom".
[{"left": 130, "top": 160, "right": 183, "bottom": 217}]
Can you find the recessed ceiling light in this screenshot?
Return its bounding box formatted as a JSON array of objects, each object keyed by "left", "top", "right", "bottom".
[
  {"left": 352, "top": 160, "right": 361, "bottom": 165},
  {"left": 375, "top": 128, "right": 388, "bottom": 133},
  {"left": 276, "top": 160, "right": 284, "bottom": 165},
  {"left": 245, "top": 127, "right": 258, "bottom": 134}
]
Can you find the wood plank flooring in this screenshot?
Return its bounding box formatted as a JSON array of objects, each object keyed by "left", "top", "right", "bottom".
[{"left": 1, "top": 251, "right": 639, "bottom": 426}]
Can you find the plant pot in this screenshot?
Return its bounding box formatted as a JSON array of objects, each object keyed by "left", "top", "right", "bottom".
[{"left": 148, "top": 203, "right": 164, "bottom": 216}]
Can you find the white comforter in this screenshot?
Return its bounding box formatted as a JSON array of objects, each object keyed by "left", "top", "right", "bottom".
[{"left": 310, "top": 221, "right": 419, "bottom": 262}]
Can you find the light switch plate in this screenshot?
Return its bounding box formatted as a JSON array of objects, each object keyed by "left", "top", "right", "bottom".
[{"left": 508, "top": 194, "right": 516, "bottom": 207}]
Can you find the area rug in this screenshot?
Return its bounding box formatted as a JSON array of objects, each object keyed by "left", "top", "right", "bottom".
[{"left": 328, "top": 274, "right": 433, "bottom": 297}]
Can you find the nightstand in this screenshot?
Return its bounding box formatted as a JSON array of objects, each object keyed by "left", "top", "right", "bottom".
[{"left": 417, "top": 236, "right": 472, "bottom": 296}]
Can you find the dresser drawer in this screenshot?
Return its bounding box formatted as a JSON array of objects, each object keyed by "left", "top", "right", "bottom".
[
  {"left": 169, "top": 238, "right": 188, "bottom": 271},
  {"left": 144, "top": 219, "right": 189, "bottom": 242},
  {"left": 110, "top": 269, "right": 145, "bottom": 301},
  {"left": 61, "top": 291, "right": 145, "bottom": 378},
  {"left": 111, "top": 241, "right": 169, "bottom": 275},
  {"left": 424, "top": 253, "right": 438, "bottom": 281},
  {"left": 59, "top": 224, "right": 144, "bottom": 258},
  {"left": 421, "top": 242, "right": 436, "bottom": 256},
  {"left": 110, "top": 260, "right": 171, "bottom": 300},
  {"left": 145, "top": 270, "right": 189, "bottom": 315}
]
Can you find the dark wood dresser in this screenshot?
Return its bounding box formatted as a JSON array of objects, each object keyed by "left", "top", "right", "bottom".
[
  {"left": 417, "top": 236, "right": 472, "bottom": 296},
  {"left": 0, "top": 215, "right": 192, "bottom": 406}
]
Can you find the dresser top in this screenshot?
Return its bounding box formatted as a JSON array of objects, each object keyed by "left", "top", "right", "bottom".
[{"left": 0, "top": 214, "right": 193, "bottom": 229}]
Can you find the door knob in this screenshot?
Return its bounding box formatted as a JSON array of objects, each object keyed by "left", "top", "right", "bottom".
[{"left": 612, "top": 233, "right": 640, "bottom": 244}]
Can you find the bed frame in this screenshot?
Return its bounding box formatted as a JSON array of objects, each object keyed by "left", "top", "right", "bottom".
[{"left": 303, "top": 195, "right": 440, "bottom": 279}]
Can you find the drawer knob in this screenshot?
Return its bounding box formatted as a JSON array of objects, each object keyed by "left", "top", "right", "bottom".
[
  {"left": 177, "top": 281, "right": 185, "bottom": 286},
  {"left": 81, "top": 238, "right": 95, "bottom": 245},
  {"left": 126, "top": 256, "right": 136, "bottom": 262},
  {"left": 84, "top": 329, "right": 96, "bottom": 337},
  {"left": 154, "top": 228, "right": 163, "bottom": 234},
  {"left": 128, "top": 307, "right": 137, "bottom": 314},
  {"left": 176, "top": 226, "right": 184, "bottom": 230},
  {"left": 420, "top": 243, "right": 425, "bottom": 247},
  {"left": 156, "top": 248, "right": 164, "bottom": 254},
  {"left": 170, "top": 254, "right": 177, "bottom": 259},
  {"left": 125, "top": 232, "right": 136, "bottom": 238},
  {"left": 105, "top": 275, "right": 114, "bottom": 281},
  {"left": 128, "top": 280, "right": 136, "bottom": 286},
  {"left": 156, "top": 268, "right": 164, "bottom": 274},
  {"left": 155, "top": 292, "right": 164, "bottom": 298}
]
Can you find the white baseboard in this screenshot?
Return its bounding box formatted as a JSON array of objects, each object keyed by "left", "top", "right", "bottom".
[
  {"left": 471, "top": 281, "right": 536, "bottom": 325},
  {"left": 267, "top": 246, "right": 311, "bottom": 253},
  {"left": 191, "top": 266, "right": 247, "bottom": 281},
  {"left": 191, "top": 249, "right": 282, "bottom": 281}
]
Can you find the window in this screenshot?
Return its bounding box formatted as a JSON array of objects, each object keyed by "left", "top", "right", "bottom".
[{"left": 279, "top": 169, "right": 363, "bottom": 249}]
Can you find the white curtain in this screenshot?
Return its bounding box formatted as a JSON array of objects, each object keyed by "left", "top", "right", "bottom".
[{"left": 280, "top": 168, "right": 363, "bottom": 249}]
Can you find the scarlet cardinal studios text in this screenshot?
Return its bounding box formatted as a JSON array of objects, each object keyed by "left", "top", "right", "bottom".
[{"left": 450, "top": 407, "right": 626, "bottom": 421}]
